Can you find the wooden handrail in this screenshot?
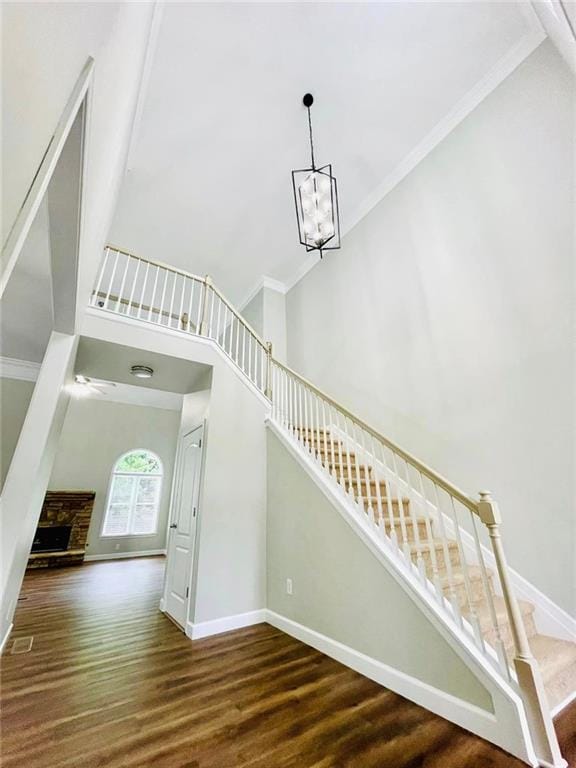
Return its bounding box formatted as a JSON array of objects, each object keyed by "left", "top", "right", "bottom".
[{"left": 271, "top": 357, "right": 479, "bottom": 513}]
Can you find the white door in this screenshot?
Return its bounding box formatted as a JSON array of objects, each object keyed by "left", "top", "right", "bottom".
[{"left": 164, "top": 425, "right": 204, "bottom": 628}]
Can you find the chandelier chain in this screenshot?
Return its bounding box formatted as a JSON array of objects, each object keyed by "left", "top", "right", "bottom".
[{"left": 307, "top": 106, "right": 316, "bottom": 170}]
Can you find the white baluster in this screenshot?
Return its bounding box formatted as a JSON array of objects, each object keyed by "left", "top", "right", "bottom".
[
  {"left": 167, "top": 269, "right": 178, "bottom": 327},
  {"left": 389, "top": 451, "right": 412, "bottom": 561},
  {"left": 116, "top": 253, "right": 131, "bottom": 314},
  {"left": 157, "top": 267, "right": 169, "bottom": 325},
  {"left": 178, "top": 273, "right": 187, "bottom": 329},
  {"left": 470, "top": 511, "right": 510, "bottom": 676},
  {"left": 92, "top": 247, "right": 110, "bottom": 306},
  {"left": 127, "top": 258, "right": 141, "bottom": 318},
  {"left": 137, "top": 261, "right": 150, "bottom": 318},
  {"left": 432, "top": 483, "right": 464, "bottom": 630},
  {"left": 148, "top": 265, "right": 160, "bottom": 322},
  {"left": 104, "top": 248, "right": 120, "bottom": 310},
  {"left": 449, "top": 497, "right": 484, "bottom": 650},
  {"left": 186, "top": 278, "right": 196, "bottom": 333}
]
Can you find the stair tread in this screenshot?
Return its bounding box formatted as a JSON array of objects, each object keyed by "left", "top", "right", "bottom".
[
  {"left": 529, "top": 634, "right": 576, "bottom": 710},
  {"left": 410, "top": 539, "right": 459, "bottom": 552},
  {"left": 470, "top": 595, "right": 535, "bottom": 624},
  {"left": 529, "top": 634, "right": 576, "bottom": 682}
]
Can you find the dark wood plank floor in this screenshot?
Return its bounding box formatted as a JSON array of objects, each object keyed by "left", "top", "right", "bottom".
[{"left": 1, "top": 557, "right": 574, "bottom": 767}]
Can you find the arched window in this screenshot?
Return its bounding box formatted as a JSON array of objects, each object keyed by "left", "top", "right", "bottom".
[{"left": 102, "top": 450, "right": 163, "bottom": 537}]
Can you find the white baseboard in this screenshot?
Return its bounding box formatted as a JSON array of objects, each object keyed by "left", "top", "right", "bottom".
[
  {"left": 84, "top": 549, "right": 166, "bottom": 561},
  {"left": 265, "top": 610, "right": 502, "bottom": 743},
  {"left": 0, "top": 622, "right": 13, "bottom": 655},
  {"left": 186, "top": 609, "right": 266, "bottom": 640},
  {"left": 551, "top": 688, "right": 576, "bottom": 719}
]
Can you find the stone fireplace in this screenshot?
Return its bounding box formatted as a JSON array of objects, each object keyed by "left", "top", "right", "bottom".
[{"left": 27, "top": 491, "right": 95, "bottom": 569}]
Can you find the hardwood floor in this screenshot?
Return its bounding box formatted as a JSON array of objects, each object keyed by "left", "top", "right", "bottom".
[{"left": 1, "top": 558, "right": 574, "bottom": 768}]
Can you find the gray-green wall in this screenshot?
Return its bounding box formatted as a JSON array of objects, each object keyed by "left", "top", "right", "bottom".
[
  {"left": 1, "top": 377, "right": 35, "bottom": 491},
  {"left": 285, "top": 42, "right": 575, "bottom": 615},
  {"left": 266, "top": 429, "right": 492, "bottom": 710},
  {"left": 49, "top": 397, "right": 180, "bottom": 557}
]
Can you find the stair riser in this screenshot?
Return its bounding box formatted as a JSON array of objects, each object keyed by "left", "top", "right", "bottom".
[
  {"left": 441, "top": 574, "right": 496, "bottom": 609},
  {"left": 379, "top": 519, "right": 429, "bottom": 543},
  {"left": 483, "top": 612, "right": 537, "bottom": 653},
  {"left": 345, "top": 480, "right": 388, "bottom": 496},
  {"left": 413, "top": 545, "right": 461, "bottom": 572},
  {"left": 324, "top": 463, "right": 372, "bottom": 480}
]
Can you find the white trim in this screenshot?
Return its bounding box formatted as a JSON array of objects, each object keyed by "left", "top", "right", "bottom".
[
  {"left": 551, "top": 689, "right": 576, "bottom": 718},
  {"left": 1, "top": 58, "right": 94, "bottom": 298},
  {"left": 0, "top": 623, "right": 13, "bottom": 655},
  {"left": 100, "top": 449, "right": 164, "bottom": 539},
  {"left": 265, "top": 611, "right": 506, "bottom": 752},
  {"left": 282, "top": 26, "right": 546, "bottom": 294},
  {"left": 83, "top": 306, "right": 272, "bottom": 410},
  {"left": 84, "top": 549, "right": 166, "bottom": 561},
  {"left": 238, "top": 274, "right": 287, "bottom": 314},
  {"left": 265, "top": 418, "right": 539, "bottom": 766},
  {"left": 330, "top": 422, "right": 576, "bottom": 644},
  {"left": 185, "top": 609, "right": 266, "bottom": 640},
  {"left": 0, "top": 357, "right": 41, "bottom": 382}
]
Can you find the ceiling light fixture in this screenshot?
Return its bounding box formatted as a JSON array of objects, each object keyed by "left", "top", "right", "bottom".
[
  {"left": 291, "top": 93, "right": 341, "bottom": 258},
  {"left": 130, "top": 365, "right": 154, "bottom": 379}
]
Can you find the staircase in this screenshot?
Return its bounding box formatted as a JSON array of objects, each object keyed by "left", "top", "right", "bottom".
[
  {"left": 297, "top": 427, "right": 576, "bottom": 714},
  {"left": 89, "top": 245, "right": 575, "bottom": 767}
]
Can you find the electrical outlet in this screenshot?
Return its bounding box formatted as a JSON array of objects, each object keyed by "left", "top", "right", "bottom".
[
  {"left": 286, "top": 578, "right": 293, "bottom": 596},
  {"left": 115, "top": 543, "right": 120, "bottom": 551}
]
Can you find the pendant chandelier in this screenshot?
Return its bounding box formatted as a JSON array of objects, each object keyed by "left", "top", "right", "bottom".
[{"left": 291, "top": 93, "right": 341, "bottom": 257}]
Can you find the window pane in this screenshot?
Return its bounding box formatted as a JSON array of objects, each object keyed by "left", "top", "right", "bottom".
[
  {"left": 116, "top": 450, "right": 161, "bottom": 474},
  {"left": 110, "top": 475, "right": 134, "bottom": 503},
  {"left": 136, "top": 476, "right": 160, "bottom": 505},
  {"left": 102, "top": 504, "right": 130, "bottom": 536},
  {"left": 132, "top": 504, "right": 157, "bottom": 535}
]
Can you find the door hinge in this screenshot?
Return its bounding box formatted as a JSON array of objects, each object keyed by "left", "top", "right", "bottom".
[
  {"left": 193, "top": 506, "right": 197, "bottom": 517},
  {"left": 186, "top": 587, "right": 189, "bottom": 598},
  {"left": 199, "top": 438, "right": 202, "bottom": 448}
]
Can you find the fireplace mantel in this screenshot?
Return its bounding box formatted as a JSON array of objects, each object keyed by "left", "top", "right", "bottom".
[{"left": 27, "top": 491, "right": 96, "bottom": 569}]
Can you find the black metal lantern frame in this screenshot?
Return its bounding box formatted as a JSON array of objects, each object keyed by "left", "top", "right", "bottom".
[{"left": 291, "top": 94, "right": 341, "bottom": 257}]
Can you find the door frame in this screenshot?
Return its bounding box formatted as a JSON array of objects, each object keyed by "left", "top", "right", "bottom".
[{"left": 160, "top": 420, "right": 206, "bottom": 630}]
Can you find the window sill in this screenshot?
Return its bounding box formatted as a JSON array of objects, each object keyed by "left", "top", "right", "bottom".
[{"left": 100, "top": 533, "right": 158, "bottom": 539}]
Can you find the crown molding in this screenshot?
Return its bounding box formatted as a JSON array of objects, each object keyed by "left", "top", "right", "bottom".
[
  {"left": 0, "top": 357, "right": 41, "bottom": 382},
  {"left": 281, "top": 19, "right": 546, "bottom": 294},
  {"left": 238, "top": 274, "right": 287, "bottom": 313}
]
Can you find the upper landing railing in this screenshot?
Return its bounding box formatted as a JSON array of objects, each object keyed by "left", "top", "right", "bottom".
[
  {"left": 91, "top": 245, "right": 271, "bottom": 396},
  {"left": 89, "top": 244, "right": 563, "bottom": 766}
]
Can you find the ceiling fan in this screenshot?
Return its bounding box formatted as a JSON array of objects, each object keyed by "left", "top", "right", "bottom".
[{"left": 73, "top": 375, "right": 117, "bottom": 397}]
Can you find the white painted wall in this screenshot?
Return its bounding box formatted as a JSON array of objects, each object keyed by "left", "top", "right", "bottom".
[
  {"left": 1, "top": 2, "right": 154, "bottom": 317},
  {"left": 266, "top": 428, "right": 535, "bottom": 764},
  {"left": 0, "top": 332, "right": 78, "bottom": 647},
  {"left": 0, "top": 378, "right": 35, "bottom": 490},
  {"left": 285, "top": 42, "right": 575, "bottom": 615},
  {"left": 81, "top": 313, "right": 269, "bottom": 626},
  {"left": 48, "top": 397, "right": 179, "bottom": 558},
  {"left": 242, "top": 286, "right": 287, "bottom": 363}
]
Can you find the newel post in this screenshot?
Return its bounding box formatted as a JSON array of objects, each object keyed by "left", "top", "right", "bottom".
[
  {"left": 265, "top": 342, "right": 273, "bottom": 400},
  {"left": 478, "top": 491, "right": 566, "bottom": 768},
  {"left": 199, "top": 275, "right": 212, "bottom": 336}
]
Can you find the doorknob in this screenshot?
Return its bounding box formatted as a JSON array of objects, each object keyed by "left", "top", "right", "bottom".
[{"left": 169, "top": 523, "right": 177, "bottom": 529}]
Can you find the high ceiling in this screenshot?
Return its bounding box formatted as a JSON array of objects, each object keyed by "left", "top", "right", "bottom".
[{"left": 109, "top": 1, "right": 542, "bottom": 304}]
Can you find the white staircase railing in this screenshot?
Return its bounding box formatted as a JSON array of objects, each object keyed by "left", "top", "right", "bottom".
[
  {"left": 91, "top": 245, "right": 271, "bottom": 396},
  {"left": 89, "top": 245, "right": 564, "bottom": 767}
]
